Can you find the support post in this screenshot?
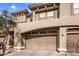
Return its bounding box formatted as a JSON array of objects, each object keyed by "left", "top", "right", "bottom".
[
  {"left": 58, "top": 27, "right": 67, "bottom": 53},
  {"left": 33, "top": 11, "right": 36, "bottom": 21},
  {"left": 14, "top": 27, "right": 24, "bottom": 51}
]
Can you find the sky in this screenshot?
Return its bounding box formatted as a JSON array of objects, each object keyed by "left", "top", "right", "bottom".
[
  {"left": 0, "top": 3, "right": 79, "bottom": 15},
  {"left": 0, "top": 3, "right": 33, "bottom": 15}
]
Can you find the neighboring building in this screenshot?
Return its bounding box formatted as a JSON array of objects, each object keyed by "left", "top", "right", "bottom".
[{"left": 1, "top": 3, "right": 79, "bottom": 53}]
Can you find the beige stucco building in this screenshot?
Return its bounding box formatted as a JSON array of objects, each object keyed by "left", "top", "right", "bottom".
[{"left": 1, "top": 3, "right": 79, "bottom": 53}]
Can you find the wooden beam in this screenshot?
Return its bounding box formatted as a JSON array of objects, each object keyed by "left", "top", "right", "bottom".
[
  {"left": 26, "top": 14, "right": 32, "bottom": 17},
  {"left": 34, "top": 5, "right": 59, "bottom": 13}
]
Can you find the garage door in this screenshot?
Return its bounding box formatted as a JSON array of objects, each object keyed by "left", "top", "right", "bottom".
[
  {"left": 67, "top": 33, "right": 79, "bottom": 53},
  {"left": 25, "top": 35, "right": 56, "bottom": 51}
]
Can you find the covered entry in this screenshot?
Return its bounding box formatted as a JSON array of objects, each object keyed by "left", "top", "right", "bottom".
[{"left": 23, "top": 28, "right": 58, "bottom": 51}]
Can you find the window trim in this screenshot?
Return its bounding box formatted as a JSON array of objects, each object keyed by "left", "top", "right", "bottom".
[{"left": 39, "top": 10, "right": 54, "bottom": 19}]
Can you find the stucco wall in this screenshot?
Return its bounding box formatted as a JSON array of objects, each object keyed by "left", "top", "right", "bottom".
[{"left": 17, "top": 15, "right": 79, "bottom": 33}]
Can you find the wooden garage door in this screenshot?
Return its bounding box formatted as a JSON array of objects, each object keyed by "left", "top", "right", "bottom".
[
  {"left": 25, "top": 35, "right": 56, "bottom": 51},
  {"left": 67, "top": 33, "right": 79, "bottom": 53}
]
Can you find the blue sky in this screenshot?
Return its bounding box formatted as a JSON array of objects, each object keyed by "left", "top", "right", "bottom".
[{"left": 0, "top": 3, "right": 33, "bottom": 15}]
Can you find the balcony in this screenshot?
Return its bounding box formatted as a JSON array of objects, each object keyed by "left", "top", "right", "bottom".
[{"left": 17, "top": 15, "right": 79, "bottom": 33}]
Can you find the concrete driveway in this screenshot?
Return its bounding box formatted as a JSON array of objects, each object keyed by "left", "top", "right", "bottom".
[
  {"left": 0, "top": 48, "right": 78, "bottom": 56},
  {"left": 5, "top": 49, "right": 64, "bottom": 56}
]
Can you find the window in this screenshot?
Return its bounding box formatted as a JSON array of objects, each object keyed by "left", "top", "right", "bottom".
[
  {"left": 40, "top": 31, "right": 47, "bottom": 34},
  {"left": 73, "top": 3, "right": 79, "bottom": 14},
  {"left": 32, "top": 32, "right": 38, "bottom": 34},
  {"left": 26, "top": 32, "right": 31, "bottom": 35},
  {"left": 47, "top": 11, "right": 54, "bottom": 17},
  {"left": 39, "top": 12, "right": 46, "bottom": 18},
  {"left": 48, "top": 31, "right": 57, "bottom": 33}
]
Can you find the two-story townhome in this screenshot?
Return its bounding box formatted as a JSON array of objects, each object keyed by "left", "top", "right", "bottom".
[{"left": 4, "top": 3, "right": 79, "bottom": 53}]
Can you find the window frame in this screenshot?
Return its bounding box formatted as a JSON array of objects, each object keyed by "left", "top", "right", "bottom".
[
  {"left": 73, "top": 3, "right": 79, "bottom": 15},
  {"left": 39, "top": 12, "right": 46, "bottom": 18},
  {"left": 46, "top": 10, "right": 54, "bottom": 17}
]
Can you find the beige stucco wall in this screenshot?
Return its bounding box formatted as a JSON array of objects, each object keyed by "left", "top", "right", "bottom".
[
  {"left": 17, "top": 15, "right": 79, "bottom": 33},
  {"left": 59, "top": 3, "right": 72, "bottom": 18}
]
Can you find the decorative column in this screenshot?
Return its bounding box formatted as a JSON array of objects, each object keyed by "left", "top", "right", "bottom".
[
  {"left": 14, "top": 27, "right": 23, "bottom": 51},
  {"left": 33, "top": 11, "right": 36, "bottom": 21},
  {"left": 58, "top": 27, "right": 67, "bottom": 53}
]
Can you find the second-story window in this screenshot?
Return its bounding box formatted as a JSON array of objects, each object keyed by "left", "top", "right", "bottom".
[
  {"left": 39, "top": 11, "right": 54, "bottom": 19},
  {"left": 73, "top": 3, "right": 79, "bottom": 14},
  {"left": 39, "top": 12, "right": 46, "bottom": 18},
  {"left": 47, "top": 11, "right": 54, "bottom": 17}
]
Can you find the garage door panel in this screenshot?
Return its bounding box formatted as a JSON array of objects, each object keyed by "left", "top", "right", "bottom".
[
  {"left": 32, "top": 38, "right": 40, "bottom": 49},
  {"left": 26, "top": 40, "right": 32, "bottom": 49},
  {"left": 39, "top": 38, "right": 48, "bottom": 50},
  {"left": 67, "top": 34, "right": 79, "bottom": 53},
  {"left": 47, "top": 36, "right": 56, "bottom": 50},
  {"left": 35, "top": 38, "right": 40, "bottom": 49},
  {"left": 39, "top": 37, "right": 48, "bottom": 50},
  {"left": 25, "top": 36, "right": 56, "bottom": 50},
  {"left": 47, "top": 43, "right": 56, "bottom": 50},
  {"left": 31, "top": 38, "right": 35, "bottom": 49}
]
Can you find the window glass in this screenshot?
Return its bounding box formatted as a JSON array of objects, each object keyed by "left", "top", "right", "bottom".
[
  {"left": 74, "top": 3, "right": 79, "bottom": 8},
  {"left": 74, "top": 3, "right": 79, "bottom": 14},
  {"left": 47, "top": 11, "right": 54, "bottom": 17},
  {"left": 39, "top": 12, "right": 46, "bottom": 18}
]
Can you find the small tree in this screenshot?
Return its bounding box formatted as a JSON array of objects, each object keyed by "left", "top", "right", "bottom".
[{"left": 0, "top": 10, "right": 16, "bottom": 55}]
